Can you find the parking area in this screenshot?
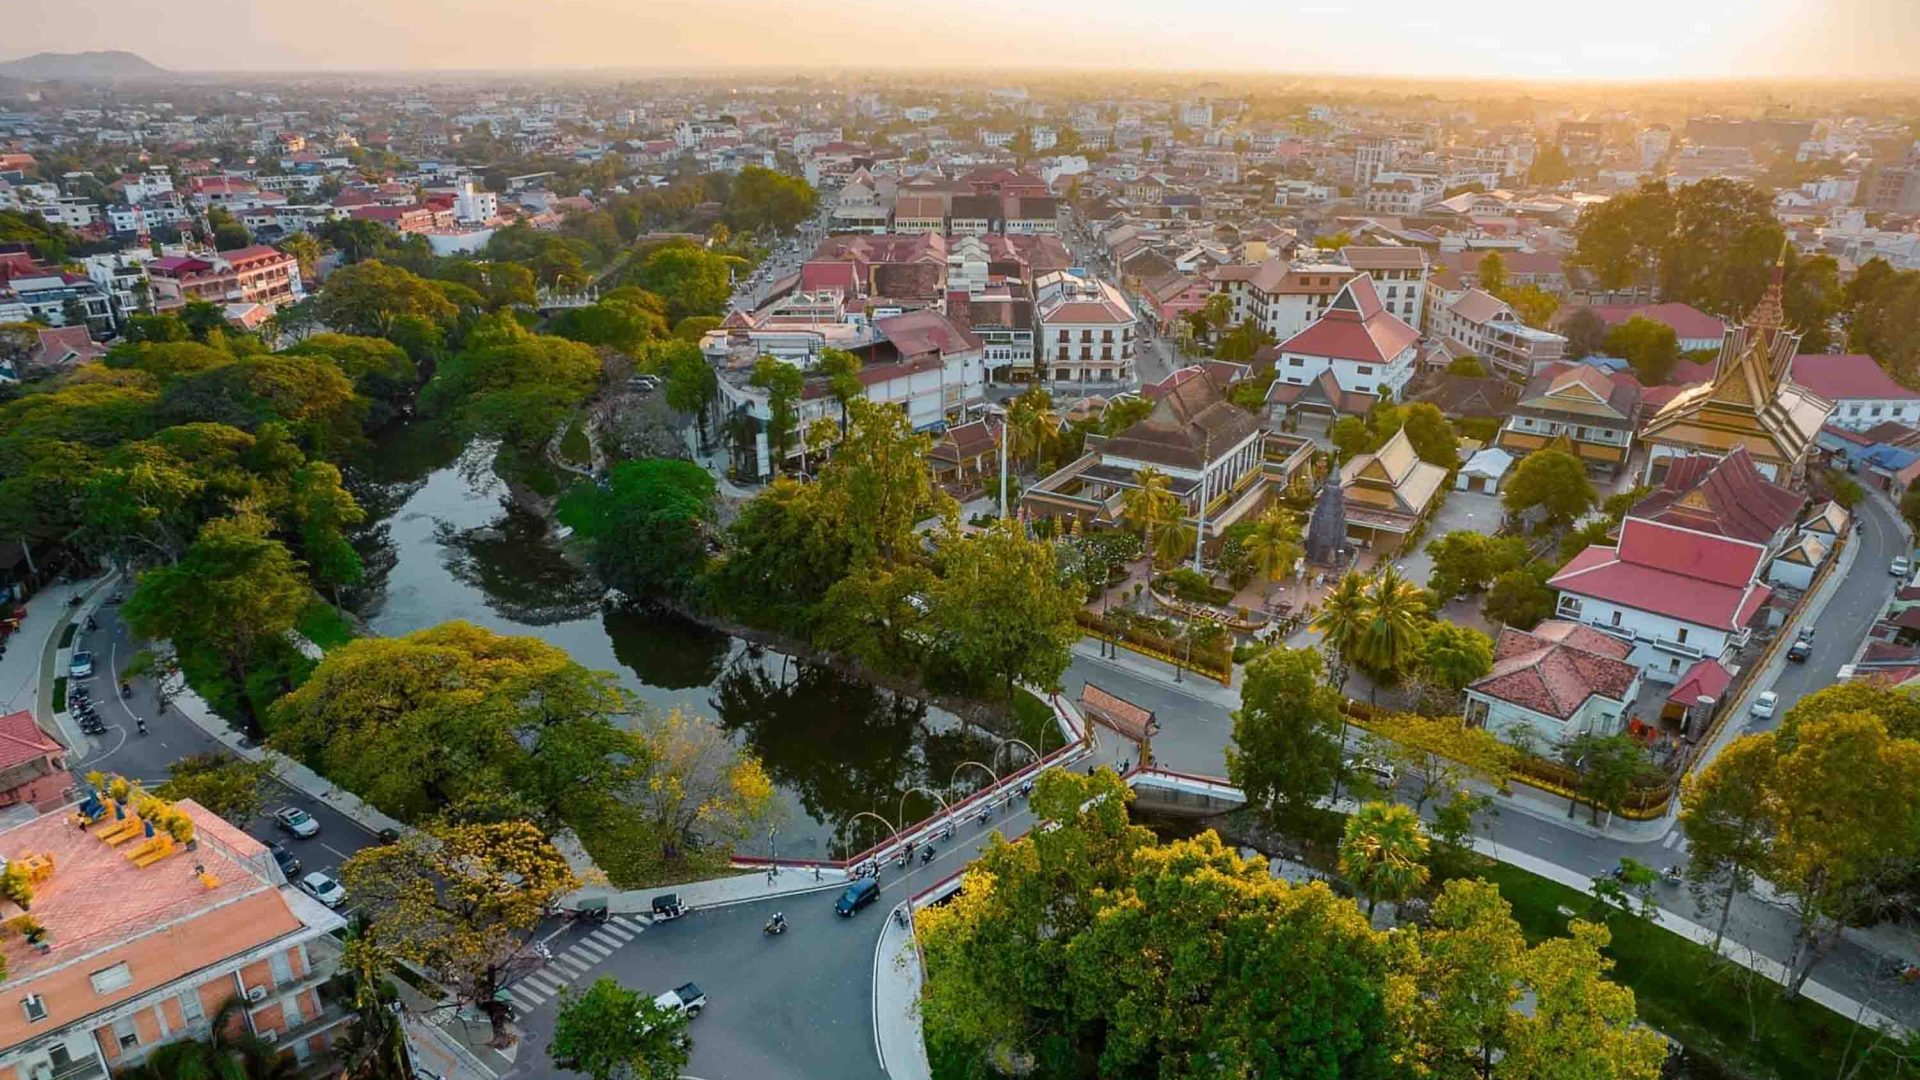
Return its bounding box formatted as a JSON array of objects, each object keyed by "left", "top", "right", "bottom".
[{"left": 1385, "top": 489, "right": 1505, "bottom": 587}]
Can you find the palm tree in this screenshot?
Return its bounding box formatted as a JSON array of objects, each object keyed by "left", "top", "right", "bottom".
[
  {"left": 817, "top": 348, "right": 863, "bottom": 434},
  {"left": 1006, "top": 389, "right": 1062, "bottom": 470},
  {"left": 1352, "top": 567, "right": 1429, "bottom": 695},
  {"left": 121, "top": 996, "right": 298, "bottom": 1080},
  {"left": 1245, "top": 504, "right": 1303, "bottom": 609},
  {"left": 1155, "top": 522, "right": 1197, "bottom": 571},
  {"left": 1122, "top": 468, "right": 1180, "bottom": 599},
  {"left": 1338, "top": 801, "right": 1431, "bottom": 917},
  {"left": 1312, "top": 571, "right": 1371, "bottom": 692}
]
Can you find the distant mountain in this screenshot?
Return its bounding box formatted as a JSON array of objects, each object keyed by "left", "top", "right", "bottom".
[{"left": 0, "top": 51, "right": 170, "bottom": 81}]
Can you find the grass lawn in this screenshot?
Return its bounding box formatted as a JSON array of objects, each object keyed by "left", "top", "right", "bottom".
[
  {"left": 295, "top": 600, "right": 357, "bottom": 652},
  {"left": 51, "top": 676, "right": 66, "bottom": 713},
  {"left": 1463, "top": 861, "right": 1909, "bottom": 1080},
  {"left": 1012, "top": 688, "right": 1064, "bottom": 757},
  {"left": 58, "top": 623, "right": 76, "bottom": 649}
]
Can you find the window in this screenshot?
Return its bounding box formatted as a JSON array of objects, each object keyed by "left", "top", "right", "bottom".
[
  {"left": 1558, "top": 595, "right": 1583, "bottom": 617},
  {"left": 113, "top": 1018, "right": 139, "bottom": 1050},
  {"left": 1676, "top": 627, "right": 1689, "bottom": 644},
  {"left": 1610, "top": 611, "right": 1622, "bottom": 628},
  {"left": 269, "top": 951, "right": 293, "bottom": 988},
  {"left": 90, "top": 963, "right": 134, "bottom": 995},
  {"left": 1288, "top": 357, "right": 1304, "bottom": 367},
  {"left": 1356, "top": 365, "right": 1373, "bottom": 376},
  {"left": 180, "top": 990, "right": 205, "bottom": 1025},
  {"left": 21, "top": 995, "right": 46, "bottom": 1023}
]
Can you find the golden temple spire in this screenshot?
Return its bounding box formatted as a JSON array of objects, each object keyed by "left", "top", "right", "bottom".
[{"left": 1745, "top": 237, "right": 1789, "bottom": 337}]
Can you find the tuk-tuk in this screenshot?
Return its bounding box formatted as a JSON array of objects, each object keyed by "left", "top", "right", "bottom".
[{"left": 650, "top": 893, "right": 686, "bottom": 922}]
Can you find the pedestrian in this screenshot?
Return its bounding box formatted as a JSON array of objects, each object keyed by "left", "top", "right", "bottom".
[{"left": 813, "top": 865, "right": 822, "bottom": 882}]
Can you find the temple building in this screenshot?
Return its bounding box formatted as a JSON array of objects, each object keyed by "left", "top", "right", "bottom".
[
  {"left": 1019, "top": 367, "right": 1314, "bottom": 549},
  {"left": 1337, "top": 427, "right": 1447, "bottom": 549},
  {"left": 1637, "top": 258, "right": 1833, "bottom": 484}
]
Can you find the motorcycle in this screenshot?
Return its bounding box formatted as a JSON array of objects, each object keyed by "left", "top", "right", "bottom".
[
  {"left": 135, "top": 719, "right": 147, "bottom": 736},
  {"left": 1661, "top": 865, "right": 1684, "bottom": 886},
  {"left": 920, "top": 845, "right": 936, "bottom": 866},
  {"left": 763, "top": 913, "right": 787, "bottom": 936}
]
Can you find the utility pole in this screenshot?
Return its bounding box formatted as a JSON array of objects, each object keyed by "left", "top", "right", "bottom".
[
  {"left": 997, "top": 407, "right": 1011, "bottom": 520},
  {"left": 1191, "top": 430, "right": 1212, "bottom": 572}
]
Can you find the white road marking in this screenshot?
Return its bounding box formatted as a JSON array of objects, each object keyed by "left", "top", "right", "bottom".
[
  {"left": 505, "top": 985, "right": 541, "bottom": 1009},
  {"left": 1662, "top": 831, "right": 1681, "bottom": 849},
  {"left": 573, "top": 938, "right": 612, "bottom": 960},
  {"left": 556, "top": 953, "right": 592, "bottom": 974},
  {"left": 525, "top": 973, "right": 566, "bottom": 996},
  {"left": 597, "top": 923, "right": 635, "bottom": 942},
  {"left": 587, "top": 927, "right": 626, "bottom": 949}
]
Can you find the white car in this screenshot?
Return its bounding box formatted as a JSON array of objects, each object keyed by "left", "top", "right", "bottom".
[
  {"left": 1344, "top": 757, "right": 1397, "bottom": 788},
  {"left": 275, "top": 806, "right": 320, "bottom": 838},
  {"left": 1894, "top": 557, "right": 1912, "bottom": 578},
  {"left": 68, "top": 651, "right": 94, "bottom": 679},
  {"left": 300, "top": 871, "right": 347, "bottom": 908},
  {"left": 1750, "top": 690, "right": 1780, "bottom": 721}
]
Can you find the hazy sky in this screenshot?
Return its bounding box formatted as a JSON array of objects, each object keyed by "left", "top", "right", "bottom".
[{"left": 5, "top": 0, "right": 1918, "bottom": 79}]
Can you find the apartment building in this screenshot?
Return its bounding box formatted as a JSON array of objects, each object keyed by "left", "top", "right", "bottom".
[
  {"left": 1211, "top": 259, "right": 1354, "bottom": 343},
  {"left": 1034, "top": 270, "right": 1136, "bottom": 386},
  {"left": 0, "top": 796, "right": 349, "bottom": 1080},
  {"left": 144, "top": 246, "right": 303, "bottom": 312},
  {"left": 1340, "top": 246, "right": 1428, "bottom": 331},
  {"left": 1426, "top": 286, "right": 1567, "bottom": 381}
]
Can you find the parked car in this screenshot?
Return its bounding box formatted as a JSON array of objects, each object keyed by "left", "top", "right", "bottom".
[
  {"left": 1786, "top": 638, "right": 1813, "bottom": 662},
  {"left": 299, "top": 871, "right": 347, "bottom": 908},
  {"left": 68, "top": 651, "right": 93, "bottom": 679},
  {"left": 274, "top": 806, "right": 320, "bottom": 838},
  {"left": 268, "top": 841, "right": 301, "bottom": 876},
  {"left": 653, "top": 983, "right": 706, "bottom": 1018},
  {"left": 1893, "top": 557, "right": 1912, "bottom": 578},
  {"left": 1750, "top": 690, "right": 1780, "bottom": 721}
]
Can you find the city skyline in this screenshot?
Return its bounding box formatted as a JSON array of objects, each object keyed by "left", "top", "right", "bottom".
[{"left": 6, "top": 0, "right": 1920, "bottom": 81}]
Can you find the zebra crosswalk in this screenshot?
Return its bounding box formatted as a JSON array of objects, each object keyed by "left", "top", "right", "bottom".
[{"left": 504, "top": 915, "right": 651, "bottom": 1011}]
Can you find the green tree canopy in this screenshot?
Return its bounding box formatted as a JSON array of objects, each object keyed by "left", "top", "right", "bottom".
[
  {"left": 1228, "top": 646, "right": 1345, "bottom": 832},
  {"left": 557, "top": 458, "right": 716, "bottom": 598},
  {"left": 1503, "top": 449, "right": 1596, "bottom": 526}
]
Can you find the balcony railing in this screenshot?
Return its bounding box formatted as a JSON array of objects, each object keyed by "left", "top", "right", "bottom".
[{"left": 50, "top": 1056, "right": 108, "bottom": 1080}]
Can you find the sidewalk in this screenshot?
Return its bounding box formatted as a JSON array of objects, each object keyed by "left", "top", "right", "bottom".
[
  {"left": 874, "top": 901, "right": 931, "bottom": 1080},
  {"left": 1070, "top": 639, "right": 1240, "bottom": 709},
  {"left": 168, "top": 682, "right": 409, "bottom": 838}
]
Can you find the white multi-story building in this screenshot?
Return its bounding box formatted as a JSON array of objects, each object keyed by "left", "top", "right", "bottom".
[
  {"left": 1267, "top": 276, "right": 1420, "bottom": 404},
  {"left": 1211, "top": 259, "right": 1355, "bottom": 343},
  {"left": 1790, "top": 353, "right": 1920, "bottom": 430},
  {"left": 1426, "top": 286, "right": 1567, "bottom": 381},
  {"left": 1637, "top": 125, "right": 1673, "bottom": 169},
  {"left": 1034, "top": 270, "right": 1136, "bottom": 386},
  {"left": 1341, "top": 246, "right": 1429, "bottom": 331},
  {"left": 453, "top": 181, "right": 499, "bottom": 224},
  {"left": 1548, "top": 515, "right": 1771, "bottom": 684}
]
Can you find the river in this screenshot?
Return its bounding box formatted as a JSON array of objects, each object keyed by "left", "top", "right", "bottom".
[{"left": 347, "top": 428, "right": 1005, "bottom": 860}]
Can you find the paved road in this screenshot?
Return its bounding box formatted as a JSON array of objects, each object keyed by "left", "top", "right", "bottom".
[
  {"left": 68, "top": 598, "right": 384, "bottom": 889},
  {"left": 504, "top": 787, "right": 1065, "bottom": 1080},
  {"left": 1054, "top": 493, "right": 1920, "bottom": 1025},
  {"left": 1750, "top": 492, "right": 1905, "bottom": 734}
]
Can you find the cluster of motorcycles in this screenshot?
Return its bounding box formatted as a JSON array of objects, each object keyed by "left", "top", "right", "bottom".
[{"left": 69, "top": 686, "right": 107, "bottom": 736}]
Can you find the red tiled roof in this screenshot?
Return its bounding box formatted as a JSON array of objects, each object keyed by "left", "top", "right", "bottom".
[
  {"left": 1790, "top": 354, "right": 1920, "bottom": 403},
  {"left": 1275, "top": 275, "right": 1419, "bottom": 364},
  {"left": 1472, "top": 621, "right": 1639, "bottom": 720},
  {"left": 1549, "top": 518, "right": 1770, "bottom": 630},
  {"left": 1630, "top": 447, "right": 1805, "bottom": 546},
  {"left": 0, "top": 711, "right": 59, "bottom": 770},
  {"left": 1575, "top": 302, "right": 1727, "bottom": 342},
  {"left": 1667, "top": 658, "right": 1733, "bottom": 705},
  {"left": 876, "top": 310, "right": 981, "bottom": 358}
]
